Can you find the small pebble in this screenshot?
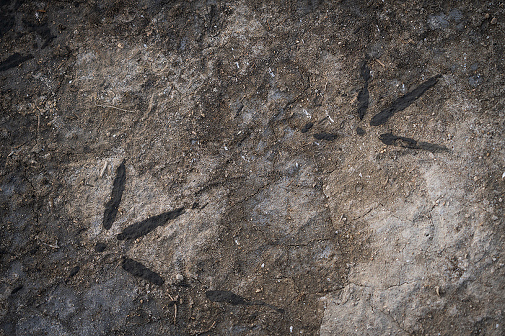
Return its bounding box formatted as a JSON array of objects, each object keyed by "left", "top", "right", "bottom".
[{"left": 175, "top": 274, "right": 184, "bottom": 281}]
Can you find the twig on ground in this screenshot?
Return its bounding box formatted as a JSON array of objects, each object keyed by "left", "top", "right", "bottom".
[
  {"left": 167, "top": 293, "right": 177, "bottom": 325},
  {"left": 99, "top": 161, "right": 108, "bottom": 178},
  {"left": 95, "top": 104, "right": 135, "bottom": 113},
  {"left": 193, "top": 321, "right": 216, "bottom": 335}
]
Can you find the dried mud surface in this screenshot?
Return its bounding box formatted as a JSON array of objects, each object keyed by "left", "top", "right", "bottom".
[{"left": 1, "top": 0, "right": 504, "bottom": 335}]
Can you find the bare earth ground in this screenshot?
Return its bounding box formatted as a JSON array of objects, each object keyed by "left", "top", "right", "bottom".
[{"left": 1, "top": 0, "right": 504, "bottom": 335}]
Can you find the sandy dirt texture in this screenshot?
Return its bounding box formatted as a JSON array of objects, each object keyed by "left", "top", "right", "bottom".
[{"left": 1, "top": 0, "right": 504, "bottom": 335}]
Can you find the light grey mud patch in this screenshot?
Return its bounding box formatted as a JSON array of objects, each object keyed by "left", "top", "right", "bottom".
[{"left": 321, "top": 157, "right": 504, "bottom": 335}]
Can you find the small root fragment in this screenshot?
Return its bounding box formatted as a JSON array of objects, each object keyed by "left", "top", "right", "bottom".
[
  {"left": 100, "top": 161, "right": 108, "bottom": 178},
  {"left": 95, "top": 104, "right": 135, "bottom": 113}
]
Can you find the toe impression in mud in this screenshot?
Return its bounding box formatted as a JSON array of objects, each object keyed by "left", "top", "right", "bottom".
[
  {"left": 206, "top": 290, "right": 285, "bottom": 313},
  {"left": 370, "top": 75, "right": 442, "bottom": 126},
  {"left": 117, "top": 208, "right": 185, "bottom": 240},
  {"left": 379, "top": 132, "right": 449, "bottom": 152},
  {"left": 103, "top": 160, "right": 126, "bottom": 230},
  {"left": 357, "top": 60, "right": 371, "bottom": 120},
  {"left": 121, "top": 257, "right": 165, "bottom": 286},
  {"left": 313, "top": 132, "right": 338, "bottom": 141},
  {"left": 0, "top": 53, "right": 33, "bottom": 72}
]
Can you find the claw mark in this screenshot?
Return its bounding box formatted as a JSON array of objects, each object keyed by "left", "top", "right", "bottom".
[
  {"left": 370, "top": 75, "right": 442, "bottom": 126},
  {"left": 122, "top": 257, "right": 165, "bottom": 286},
  {"left": 301, "top": 122, "right": 314, "bottom": 133},
  {"left": 103, "top": 160, "right": 126, "bottom": 230},
  {"left": 94, "top": 242, "right": 106, "bottom": 252},
  {"left": 68, "top": 266, "right": 80, "bottom": 277},
  {"left": 117, "top": 207, "right": 185, "bottom": 240},
  {"left": 379, "top": 133, "right": 449, "bottom": 153},
  {"left": 65, "top": 266, "right": 80, "bottom": 283}
]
